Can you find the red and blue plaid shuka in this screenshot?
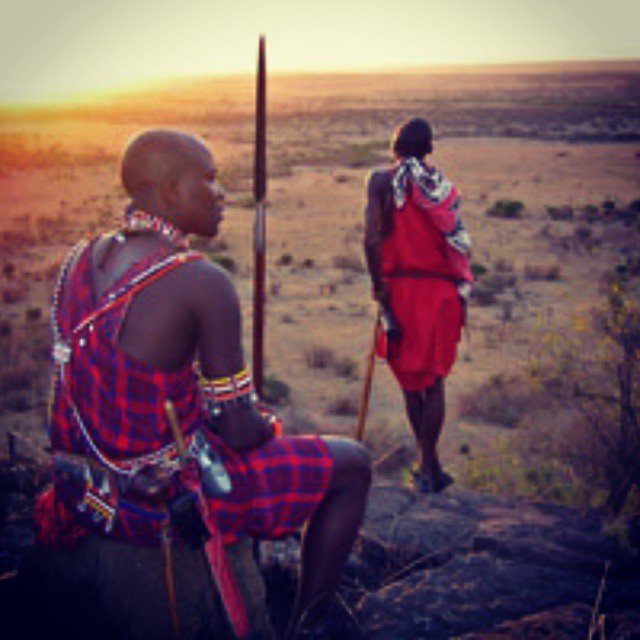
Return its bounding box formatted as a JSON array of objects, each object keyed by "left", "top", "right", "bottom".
[{"left": 38, "top": 238, "right": 333, "bottom": 548}]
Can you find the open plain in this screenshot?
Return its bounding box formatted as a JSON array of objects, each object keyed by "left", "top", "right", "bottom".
[{"left": 2, "top": 60, "right": 639, "bottom": 490}]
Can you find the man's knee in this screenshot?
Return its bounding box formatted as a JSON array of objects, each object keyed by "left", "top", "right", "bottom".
[{"left": 323, "top": 437, "right": 372, "bottom": 493}]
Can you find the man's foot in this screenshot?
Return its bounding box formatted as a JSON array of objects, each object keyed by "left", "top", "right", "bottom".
[{"left": 410, "top": 469, "right": 454, "bottom": 494}]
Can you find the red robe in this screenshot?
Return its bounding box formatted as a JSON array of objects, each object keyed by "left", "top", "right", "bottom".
[{"left": 379, "top": 176, "right": 471, "bottom": 391}]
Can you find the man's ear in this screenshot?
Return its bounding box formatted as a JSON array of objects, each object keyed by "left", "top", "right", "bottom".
[{"left": 158, "top": 171, "right": 181, "bottom": 209}]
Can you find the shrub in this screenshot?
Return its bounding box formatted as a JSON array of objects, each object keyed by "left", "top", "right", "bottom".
[
  {"left": 326, "top": 396, "right": 359, "bottom": 416},
  {"left": 305, "top": 346, "right": 335, "bottom": 369},
  {"left": 2, "top": 283, "right": 28, "bottom": 305},
  {"left": 546, "top": 205, "right": 574, "bottom": 221},
  {"left": 511, "top": 266, "right": 640, "bottom": 514},
  {"left": 277, "top": 254, "right": 293, "bottom": 266},
  {"left": 343, "top": 142, "right": 381, "bottom": 168},
  {"left": 524, "top": 263, "right": 562, "bottom": 282},
  {"left": 334, "top": 356, "right": 359, "bottom": 379},
  {"left": 2, "top": 262, "right": 16, "bottom": 278},
  {"left": 471, "top": 262, "right": 489, "bottom": 278},
  {"left": 486, "top": 200, "right": 524, "bottom": 219},
  {"left": 2, "top": 390, "right": 32, "bottom": 413},
  {"left": 208, "top": 253, "right": 236, "bottom": 273},
  {"left": 262, "top": 374, "right": 291, "bottom": 406},
  {"left": 471, "top": 271, "right": 516, "bottom": 306},
  {"left": 25, "top": 307, "right": 42, "bottom": 322},
  {"left": 332, "top": 255, "right": 365, "bottom": 272},
  {"left": 471, "top": 284, "right": 498, "bottom": 306},
  {"left": 458, "top": 373, "right": 536, "bottom": 429},
  {"left": 0, "top": 318, "right": 12, "bottom": 338}
]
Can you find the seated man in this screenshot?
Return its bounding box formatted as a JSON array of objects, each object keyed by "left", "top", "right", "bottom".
[{"left": 30, "top": 129, "right": 371, "bottom": 639}]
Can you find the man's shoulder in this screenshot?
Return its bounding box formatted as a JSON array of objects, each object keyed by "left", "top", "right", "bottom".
[
  {"left": 367, "top": 167, "right": 393, "bottom": 191},
  {"left": 173, "top": 251, "right": 236, "bottom": 293}
]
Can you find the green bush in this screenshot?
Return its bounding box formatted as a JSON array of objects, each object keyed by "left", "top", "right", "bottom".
[
  {"left": 334, "top": 356, "right": 359, "bottom": 379},
  {"left": 487, "top": 200, "right": 524, "bottom": 219},
  {"left": 471, "top": 262, "right": 489, "bottom": 278},
  {"left": 277, "top": 254, "right": 293, "bottom": 266},
  {"left": 326, "top": 396, "right": 359, "bottom": 416},
  {"left": 546, "top": 205, "right": 574, "bottom": 221},
  {"left": 208, "top": 253, "right": 236, "bottom": 273},
  {"left": 305, "top": 346, "right": 335, "bottom": 369},
  {"left": 262, "top": 374, "right": 291, "bottom": 406}
]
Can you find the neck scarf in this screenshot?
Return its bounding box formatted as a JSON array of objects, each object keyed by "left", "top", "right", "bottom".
[
  {"left": 392, "top": 157, "right": 472, "bottom": 258},
  {"left": 392, "top": 157, "right": 451, "bottom": 210}
]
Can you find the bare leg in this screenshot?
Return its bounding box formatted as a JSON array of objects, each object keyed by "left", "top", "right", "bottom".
[
  {"left": 420, "top": 378, "right": 445, "bottom": 479},
  {"left": 286, "top": 437, "right": 371, "bottom": 638},
  {"left": 403, "top": 378, "right": 448, "bottom": 486}
]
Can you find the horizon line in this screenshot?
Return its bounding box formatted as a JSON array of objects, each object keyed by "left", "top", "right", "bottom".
[{"left": 2, "top": 55, "right": 639, "bottom": 110}]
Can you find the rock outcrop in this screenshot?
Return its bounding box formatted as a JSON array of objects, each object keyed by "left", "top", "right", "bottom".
[
  {"left": 2, "top": 455, "right": 639, "bottom": 638},
  {"left": 352, "top": 483, "right": 640, "bottom": 639}
]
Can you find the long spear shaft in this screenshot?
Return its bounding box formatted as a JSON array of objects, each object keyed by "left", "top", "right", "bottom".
[{"left": 253, "top": 35, "right": 267, "bottom": 398}]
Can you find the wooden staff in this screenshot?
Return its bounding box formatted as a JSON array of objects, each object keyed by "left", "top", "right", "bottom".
[
  {"left": 253, "top": 35, "right": 267, "bottom": 399},
  {"left": 356, "top": 309, "right": 380, "bottom": 442}
]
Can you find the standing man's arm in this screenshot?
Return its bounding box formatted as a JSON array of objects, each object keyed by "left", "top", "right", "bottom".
[{"left": 364, "top": 170, "right": 391, "bottom": 304}]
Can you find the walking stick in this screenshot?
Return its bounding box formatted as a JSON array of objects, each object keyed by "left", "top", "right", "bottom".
[{"left": 356, "top": 309, "right": 380, "bottom": 442}]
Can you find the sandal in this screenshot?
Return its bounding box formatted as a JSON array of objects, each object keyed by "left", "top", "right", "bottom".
[{"left": 411, "top": 469, "right": 454, "bottom": 494}]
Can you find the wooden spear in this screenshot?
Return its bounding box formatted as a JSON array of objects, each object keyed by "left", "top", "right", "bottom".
[{"left": 253, "top": 35, "right": 267, "bottom": 399}]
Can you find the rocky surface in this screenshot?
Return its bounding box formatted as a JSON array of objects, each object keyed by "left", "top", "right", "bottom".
[
  {"left": 1, "top": 454, "right": 639, "bottom": 639},
  {"left": 352, "top": 484, "right": 640, "bottom": 639}
]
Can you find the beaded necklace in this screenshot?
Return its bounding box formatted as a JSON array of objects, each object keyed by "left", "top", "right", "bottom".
[{"left": 118, "top": 207, "right": 188, "bottom": 249}]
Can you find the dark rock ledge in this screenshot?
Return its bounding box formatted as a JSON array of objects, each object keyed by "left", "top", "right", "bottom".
[{"left": 1, "top": 454, "right": 639, "bottom": 639}]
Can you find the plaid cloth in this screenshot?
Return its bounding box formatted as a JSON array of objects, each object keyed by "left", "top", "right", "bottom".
[
  {"left": 42, "top": 237, "right": 333, "bottom": 547},
  {"left": 49, "top": 240, "right": 204, "bottom": 458}
]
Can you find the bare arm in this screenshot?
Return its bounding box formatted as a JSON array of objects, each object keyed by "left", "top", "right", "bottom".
[
  {"left": 189, "top": 260, "right": 274, "bottom": 450},
  {"left": 364, "top": 170, "right": 392, "bottom": 303}
]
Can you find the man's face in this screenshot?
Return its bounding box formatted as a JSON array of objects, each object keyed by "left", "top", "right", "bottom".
[{"left": 174, "top": 144, "right": 225, "bottom": 237}]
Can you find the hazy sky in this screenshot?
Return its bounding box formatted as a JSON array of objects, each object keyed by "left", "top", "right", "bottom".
[{"left": 2, "top": 0, "right": 639, "bottom": 104}]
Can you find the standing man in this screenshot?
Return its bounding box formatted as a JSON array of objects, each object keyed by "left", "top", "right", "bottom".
[
  {"left": 32, "top": 129, "right": 371, "bottom": 639},
  {"left": 364, "top": 118, "right": 473, "bottom": 494}
]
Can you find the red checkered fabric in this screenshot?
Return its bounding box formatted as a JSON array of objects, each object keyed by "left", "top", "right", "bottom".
[
  {"left": 49, "top": 240, "right": 204, "bottom": 457},
  {"left": 42, "top": 238, "right": 333, "bottom": 547}
]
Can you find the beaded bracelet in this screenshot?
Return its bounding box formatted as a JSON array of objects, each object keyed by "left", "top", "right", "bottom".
[{"left": 199, "top": 368, "right": 257, "bottom": 417}]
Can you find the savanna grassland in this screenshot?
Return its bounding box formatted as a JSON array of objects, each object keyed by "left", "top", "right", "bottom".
[{"left": 1, "top": 59, "right": 639, "bottom": 514}]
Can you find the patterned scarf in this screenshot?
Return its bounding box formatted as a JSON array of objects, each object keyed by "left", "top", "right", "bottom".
[{"left": 392, "top": 157, "right": 471, "bottom": 256}]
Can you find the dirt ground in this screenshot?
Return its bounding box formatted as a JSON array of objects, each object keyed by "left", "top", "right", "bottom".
[{"left": 1, "top": 60, "right": 639, "bottom": 489}]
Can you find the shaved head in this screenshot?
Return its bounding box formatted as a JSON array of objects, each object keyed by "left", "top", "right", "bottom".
[{"left": 120, "top": 129, "right": 210, "bottom": 201}]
